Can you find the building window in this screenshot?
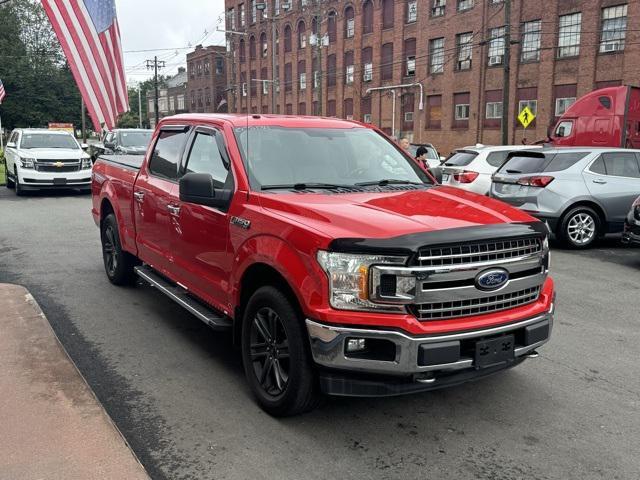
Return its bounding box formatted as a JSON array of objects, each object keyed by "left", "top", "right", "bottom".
[
  {"left": 239, "top": 39, "right": 246, "bottom": 62},
  {"left": 432, "top": 0, "right": 445, "bottom": 17},
  {"left": 239, "top": 3, "right": 245, "bottom": 26},
  {"left": 487, "top": 26, "right": 505, "bottom": 65},
  {"left": 227, "top": 8, "right": 235, "bottom": 30},
  {"left": 345, "top": 65, "right": 354, "bottom": 84},
  {"left": 429, "top": 38, "right": 445, "bottom": 74},
  {"left": 250, "top": 70, "right": 257, "bottom": 97},
  {"left": 313, "top": 70, "right": 320, "bottom": 88},
  {"left": 363, "top": 63, "right": 373, "bottom": 82},
  {"left": 189, "top": 62, "right": 195, "bottom": 78},
  {"left": 382, "top": 0, "right": 394, "bottom": 29},
  {"left": 285, "top": 62, "right": 292, "bottom": 92},
  {"left": 407, "top": 0, "right": 417, "bottom": 23},
  {"left": 327, "top": 54, "right": 336, "bottom": 86},
  {"left": 197, "top": 62, "right": 203, "bottom": 76},
  {"left": 298, "top": 21, "right": 306, "bottom": 49},
  {"left": 216, "top": 57, "right": 224, "bottom": 75},
  {"left": 205, "top": 88, "right": 211, "bottom": 105},
  {"left": 456, "top": 32, "right": 473, "bottom": 70},
  {"left": 363, "top": 113, "right": 372, "bottom": 123},
  {"left": 457, "top": 0, "right": 473, "bottom": 12},
  {"left": 555, "top": 97, "right": 576, "bottom": 116},
  {"left": 455, "top": 103, "right": 470, "bottom": 120},
  {"left": 406, "top": 56, "right": 416, "bottom": 76},
  {"left": 249, "top": 35, "right": 256, "bottom": 59},
  {"left": 298, "top": 102, "right": 306, "bottom": 115},
  {"left": 558, "top": 12, "right": 581, "bottom": 58},
  {"left": 261, "top": 33, "right": 268, "bottom": 57},
  {"left": 286, "top": 103, "right": 293, "bottom": 115},
  {"left": 262, "top": 80, "right": 269, "bottom": 95},
  {"left": 274, "top": 0, "right": 280, "bottom": 15},
  {"left": 600, "top": 5, "right": 627, "bottom": 53},
  {"left": 299, "top": 72, "right": 307, "bottom": 90},
  {"left": 327, "top": 100, "right": 336, "bottom": 117},
  {"left": 327, "top": 11, "right": 337, "bottom": 43},
  {"left": 521, "top": 20, "right": 541, "bottom": 62},
  {"left": 344, "top": 98, "right": 353, "bottom": 120},
  {"left": 518, "top": 99, "right": 538, "bottom": 116},
  {"left": 485, "top": 101, "right": 502, "bottom": 119},
  {"left": 251, "top": 0, "right": 257, "bottom": 23},
  {"left": 149, "top": 99, "right": 155, "bottom": 113},
  {"left": 426, "top": 95, "right": 442, "bottom": 129},
  {"left": 404, "top": 38, "right": 416, "bottom": 77},
  {"left": 345, "top": 6, "right": 355, "bottom": 38},
  {"left": 284, "top": 24, "right": 292, "bottom": 52},
  {"left": 363, "top": 0, "right": 373, "bottom": 34},
  {"left": 190, "top": 91, "right": 195, "bottom": 107},
  {"left": 381, "top": 43, "right": 393, "bottom": 80},
  {"left": 177, "top": 95, "right": 185, "bottom": 111}
]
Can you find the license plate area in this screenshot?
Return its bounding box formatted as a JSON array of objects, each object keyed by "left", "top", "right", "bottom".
[
  {"left": 475, "top": 334, "right": 515, "bottom": 369},
  {"left": 53, "top": 178, "right": 67, "bottom": 185},
  {"left": 442, "top": 173, "right": 450, "bottom": 182}
]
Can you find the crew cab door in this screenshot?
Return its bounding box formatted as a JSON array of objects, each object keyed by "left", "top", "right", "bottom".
[
  {"left": 168, "top": 126, "right": 234, "bottom": 312},
  {"left": 133, "top": 126, "right": 190, "bottom": 276}
]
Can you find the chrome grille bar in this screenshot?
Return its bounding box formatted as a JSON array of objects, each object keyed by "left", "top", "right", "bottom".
[{"left": 418, "top": 238, "right": 542, "bottom": 267}]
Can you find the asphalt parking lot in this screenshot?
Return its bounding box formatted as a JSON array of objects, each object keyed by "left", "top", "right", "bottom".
[{"left": 1, "top": 188, "right": 639, "bottom": 480}]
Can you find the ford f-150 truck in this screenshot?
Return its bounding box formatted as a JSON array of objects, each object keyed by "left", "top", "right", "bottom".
[{"left": 92, "top": 114, "right": 555, "bottom": 416}]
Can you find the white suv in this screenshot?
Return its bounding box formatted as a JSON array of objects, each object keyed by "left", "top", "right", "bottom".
[
  {"left": 440, "top": 144, "right": 541, "bottom": 195},
  {"left": 4, "top": 129, "right": 92, "bottom": 195}
]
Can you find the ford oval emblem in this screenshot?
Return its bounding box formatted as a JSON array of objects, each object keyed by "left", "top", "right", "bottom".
[{"left": 475, "top": 268, "right": 509, "bottom": 291}]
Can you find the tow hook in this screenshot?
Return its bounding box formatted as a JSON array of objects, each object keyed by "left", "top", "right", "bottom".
[
  {"left": 527, "top": 350, "right": 540, "bottom": 359},
  {"left": 415, "top": 374, "right": 436, "bottom": 384}
]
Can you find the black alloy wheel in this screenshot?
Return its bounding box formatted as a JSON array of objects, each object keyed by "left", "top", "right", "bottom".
[
  {"left": 250, "top": 306, "right": 291, "bottom": 397},
  {"left": 100, "top": 213, "right": 137, "bottom": 285}
]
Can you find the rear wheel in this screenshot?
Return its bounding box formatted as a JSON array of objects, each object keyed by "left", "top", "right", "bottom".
[
  {"left": 558, "top": 206, "right": 601, "bottom": 249},
  {"left": 101, "top": 213, "right": 138, "bottom": 285},
  {"left": 241, "top": 286, "right": 320, "bottom": 416}
]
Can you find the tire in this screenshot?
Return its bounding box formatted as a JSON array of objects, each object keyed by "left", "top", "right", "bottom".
[
  {"left": 14, "top": 167, "right": 24, "bottom": 196},
  {"left": 4, "top": 162, "right": 15, "bottom": 189},
  {"left": 557, "top": 206, "right": 601, "bottom": 249},
  {"left": 241, "top": 286, "right": 320, "bottom": 417},
  {"left": 100, "top": 213, "right": 138, "bottom": 285}
]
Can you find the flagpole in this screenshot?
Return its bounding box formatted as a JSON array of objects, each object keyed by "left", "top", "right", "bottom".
[{"left": 0, "top": 110, "right": 4, "bottom": 153}]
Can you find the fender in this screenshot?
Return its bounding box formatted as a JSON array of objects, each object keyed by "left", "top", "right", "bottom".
[{"left": 231, "top": 234, "right": 326, "bottom": 318}]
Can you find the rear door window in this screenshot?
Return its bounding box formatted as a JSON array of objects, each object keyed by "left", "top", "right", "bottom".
[
  {"left": 498, "top": 153, "right": 551, "bottom": 174},
  {"left": 543, "top": 152, "right": 589, "bottom": 172},
  {"left": 602, "top": 152, "right": 640, "bottom": 178},
  {"left": 444, "top": 151, "right": 478, "bottom": 167},
  {"left": 148, "top": 129, "right": 189, "bottom": 181},
  {"left": 486, "top": 151, "right": 510, "bottom": 168}
]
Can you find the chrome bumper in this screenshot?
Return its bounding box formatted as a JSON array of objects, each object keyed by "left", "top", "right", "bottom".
[{"left": 306, "top": 310, "right": 553, "bottom": 376}]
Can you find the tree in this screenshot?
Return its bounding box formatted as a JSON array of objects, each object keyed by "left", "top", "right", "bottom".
[{"left": 117, "top": 111, "right": 139, "bottom": 128}]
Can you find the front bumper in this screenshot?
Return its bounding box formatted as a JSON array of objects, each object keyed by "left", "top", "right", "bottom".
[
  {"left": 19, "top": 168, "right": 92, "bottom": 189},
  {"left": 306, "top": 310, "right": 553, "bottom": 396}
]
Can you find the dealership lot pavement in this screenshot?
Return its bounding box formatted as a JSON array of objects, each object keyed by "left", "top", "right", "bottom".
[{"left": 1, "top": 188, "right": 639, "bottom": 480}]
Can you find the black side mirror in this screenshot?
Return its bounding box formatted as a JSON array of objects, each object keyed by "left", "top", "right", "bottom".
[{"left": 179, "top": 172, "right": 232, "bottom": 209}]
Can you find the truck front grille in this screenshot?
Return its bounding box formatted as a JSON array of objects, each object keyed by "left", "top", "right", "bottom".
[
  {"left": 35, "top": 159, "right": 81, "bottom": 173},
  {"left": 414, "top": 286, "right": 541, "bottom": 320},
  {"left": 418, "top": 237, "right": 542, "bottom": 267}
]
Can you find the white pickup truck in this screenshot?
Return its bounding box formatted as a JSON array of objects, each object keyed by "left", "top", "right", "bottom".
[{"left": 4, "top": 129, "right": 93, "bottom": 195}]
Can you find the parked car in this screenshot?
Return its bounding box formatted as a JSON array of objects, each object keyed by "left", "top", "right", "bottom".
[
  {"left": 622, "top": 195, "right": 640, "bottom": 246},
  {"left": 90, "top": 128, "right": 153, "bottom": 160},
  {"left": 92, "top": 114, "right": 554, "bottom": 416},
  {"left": 441, "top": 145, "right": 541, "bottom": 195},
  {"left": 491, "top": 147, "right": 640, "bottom": 248},
  {"left": 3, "top": 128, "right": 92, "bottom": 195}
]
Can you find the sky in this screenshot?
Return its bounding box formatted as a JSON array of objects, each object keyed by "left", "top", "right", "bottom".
[{"left": 116, "top": 0, "right": 227, "bottom": 85}]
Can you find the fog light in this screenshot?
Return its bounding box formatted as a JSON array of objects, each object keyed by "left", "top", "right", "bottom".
[{"left": 346, "top": 338, "right": 366, "bottom": 353}]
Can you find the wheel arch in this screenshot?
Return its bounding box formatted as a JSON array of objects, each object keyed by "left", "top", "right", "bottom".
[{"left": 558, "top": 199, "right": 607, "bottom": 236}]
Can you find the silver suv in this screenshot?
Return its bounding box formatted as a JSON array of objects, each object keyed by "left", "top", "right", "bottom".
[{"left": 490, "top": 148, "right": 640, "bottom": 248}]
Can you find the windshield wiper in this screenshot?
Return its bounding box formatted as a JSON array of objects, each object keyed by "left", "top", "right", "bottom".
[
  {"left": 261, "top": 182, "right": 353, "bottom": 191},
  {"left": 355, "top": 179, "right": 424, "bottom": 187}
]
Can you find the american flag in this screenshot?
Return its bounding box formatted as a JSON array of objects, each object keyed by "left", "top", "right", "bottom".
[
  {"left": 41, "top": 0, "right": 129, "bottom": 130},
  {"left": 0, "top": 79, "right": 6, "bottom": 104}
]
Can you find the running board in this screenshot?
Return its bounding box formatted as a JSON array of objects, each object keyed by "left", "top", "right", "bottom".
[{"left": 134, "top": 266, "right": 232, "bottom": 330}]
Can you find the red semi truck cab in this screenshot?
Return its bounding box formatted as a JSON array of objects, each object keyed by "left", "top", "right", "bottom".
[
  {"left": 551, "top": 85, "right": 640, "bottom": 148},
  {"left": 92, "top": 114, "right": 555, "bottom": 416}
]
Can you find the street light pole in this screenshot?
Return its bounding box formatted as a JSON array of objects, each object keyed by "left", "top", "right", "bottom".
[{"left": 501, "top": 0, "right": 511, "bottom": 145}]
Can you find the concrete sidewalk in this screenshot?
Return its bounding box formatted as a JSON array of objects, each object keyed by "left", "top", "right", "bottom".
[{"left": 0, "top": 284, "right": 150, "bottom": 480}]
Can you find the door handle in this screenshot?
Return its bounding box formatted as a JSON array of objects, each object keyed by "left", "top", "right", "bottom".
[
  {"left": 167, "top": 204, "right": 181, "bottom": 216},
  {"left": 592, "top": 179, "right": 607, "bottom": 185},
  {"left": 134, "top": 191, "right": 145, "bottom": 202}
]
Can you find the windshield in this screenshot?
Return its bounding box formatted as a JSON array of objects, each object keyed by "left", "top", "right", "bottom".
[
  {"left": 119, "top": 131, "right": 152, "bottom": 148},
  {"left": 444, "top": 150, "right": 478, "bottom": 166},
  {"left": 20, "top": 133, "right": 79, "bottom": 149},
  {"left": 234, "top": 126, "right": 431, "bottom": 190}
]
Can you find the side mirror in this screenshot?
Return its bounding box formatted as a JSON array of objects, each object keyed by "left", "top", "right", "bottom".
[
  {"left": 6, "top": 142, "right": 16, "bottom": 149},
  {"left": 179, "top": 172, "right": 232, "bottom": 209}
]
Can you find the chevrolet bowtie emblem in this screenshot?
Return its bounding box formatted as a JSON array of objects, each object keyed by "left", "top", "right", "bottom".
[{"left": 54, "top": 162, "right": 64, "bottom": 167}]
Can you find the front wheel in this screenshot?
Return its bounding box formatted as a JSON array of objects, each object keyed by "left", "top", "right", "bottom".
[
  {"left": 101, "top": 213, "right": 138, "bottom": 285},
  {"left": 241, "top": 286, "right": 320, "bottom": 416},
  {"left": 14, "top": 167, "right": 24, "bottom": 196},
  {"left": 4, "top": 162, "right": 14, "bottom": 189},
  {"left": 558, "top": 206, "right": 601, "bottom": 249}
]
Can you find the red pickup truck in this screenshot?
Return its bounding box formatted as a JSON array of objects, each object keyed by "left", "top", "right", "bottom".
[{"left": 92, "top": 114, "right": 555, "bottom": 416}]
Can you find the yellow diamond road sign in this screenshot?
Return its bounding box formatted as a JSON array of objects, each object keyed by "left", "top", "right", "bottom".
[{"left": 518, "top": 106, "right": 535, "bottom": 129}]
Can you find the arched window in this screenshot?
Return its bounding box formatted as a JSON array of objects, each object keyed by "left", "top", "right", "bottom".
[
  {"left": 382, "top": 0, "right": 394, "bottom": 29},
  {"left": 284, "top": 24, "right": 292, "bottom": 52},
  {"left": 260, "top": 32, "right": 268, "bottom": 57},
  {"left": 327, "top": 11, "right": 337, "bottom": 44},
  {"left": 249, "top": 35, "right": 256, "bottom": 59},
  {"left": 344, "top": 6, "right": 355, "bottom": 38},
  {"left": 298, "top": 20, "right": 306, "bottom": 49},
  {"left": 363, "top": 0, "right": 373, "bottom": 34},
  {"left": 239, "top": 38, "right": 246, "bottom": 62}
]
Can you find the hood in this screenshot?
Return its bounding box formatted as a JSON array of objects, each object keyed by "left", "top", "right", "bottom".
[
  {"left": 259, "top": 186, "right": 537, "bottom": 240},
  {"left": 17, "top": 148, "right": 86, "bottom": 159}
]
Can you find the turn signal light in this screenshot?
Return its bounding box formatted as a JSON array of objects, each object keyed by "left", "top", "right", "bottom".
[
  {"left": 453, "top": 170, "right": 479, "bottom": 183},
  {"left": 517, "top": 176, "right": 555, "bottom": 187}
]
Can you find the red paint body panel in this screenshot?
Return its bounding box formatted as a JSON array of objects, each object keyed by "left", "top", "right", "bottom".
[
  {"left": 92, "top": 114, "right": 554, "bottom": 336},
  {"left": 551, "top": 86, "right": 640, "bottom": 148}
]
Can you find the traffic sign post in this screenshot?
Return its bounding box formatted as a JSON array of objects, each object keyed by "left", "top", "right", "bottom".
[{"left": 518, "top": 106, "right": 535, "bottom": 129}]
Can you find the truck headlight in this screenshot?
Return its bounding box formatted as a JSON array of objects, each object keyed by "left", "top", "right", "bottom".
[
  {"left": 316, "top": 251, "right": 407, "bottom": 312},
  {"left": 81, "top": 158, "right": 92, "bottom": 169},
  {"left": 19, "top": 157, "right": 36, "bottom": 169}
]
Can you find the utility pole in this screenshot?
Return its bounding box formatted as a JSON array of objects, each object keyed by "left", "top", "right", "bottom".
[
  {"left": 138, "top": 86, "right": 142, "bottom": 128},
  {"left": 146, "top": 56, "right": 165, "bottom": 126},
  {"left": 501, "top": 0, "right": 511, "bottom": 145}
]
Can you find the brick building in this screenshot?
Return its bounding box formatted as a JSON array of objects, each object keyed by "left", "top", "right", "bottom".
[
  {"left": 147, "top": 67, "right": 188, "bottom": 128},
  {"left": 224, "top": 0, "right": 640, "bottom": 154},
  {"left": 186, "top": 45, "right": 229, "bottom": 114}
]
